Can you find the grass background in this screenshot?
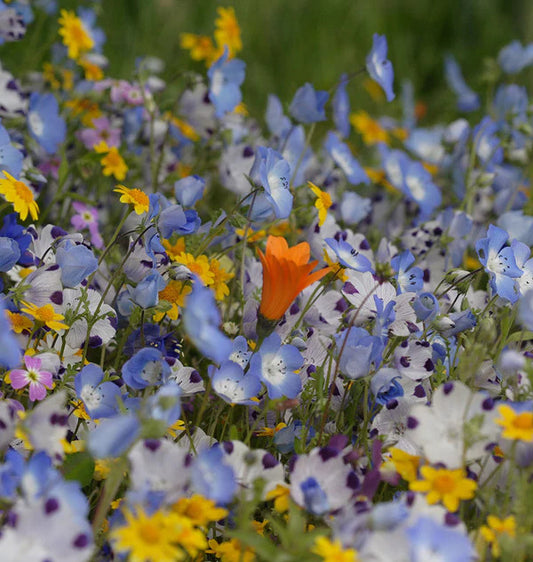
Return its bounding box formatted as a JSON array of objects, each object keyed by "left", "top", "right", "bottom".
[{"left": 2, "top": 0, "right": 533, "bottom": 119}]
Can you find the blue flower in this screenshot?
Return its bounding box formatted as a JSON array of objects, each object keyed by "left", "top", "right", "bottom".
[
  {"left": 326, "top": 237, "right": 373, "bottom": 272},
  {"left": 265, "top": 94, "right": 291, "bottom": 138},
  {"left": 88, "top": 414, "right": 140, "bottom": 458},
  {"left": 0, "top": 298, "right": 20, "bottom": 369},
  {"left": 174, "top": 175, "right": 205, "bottom": 207},
  {"left": 0, "top": 236, "right": 20, "bottom": 271},
  {"left": 335, "top": 326, "right": 383, "bottom": 380},
  {"left": 0, "top": 449, "right": 24, "bottom": 500},
  {"left": 74, "top": 363, "right": 121, "bottom": 419},
  {"left": 333, "top": 73, "right": 350, "bottom": 138},
  {"left": 324, "top": 132, "right": 369, "bottom": 185},
  {"left": 210, "top": 360, "right": 261, "bottom": 405},
  {"left": 498, "top": 40, "right": 533, "bottom": 74},
  {"left": 145, "top": 383, "right": 181, "bottom": 426},
  {"left": 0, "top": 213, "right": 32, "bottom": 266},
  {"left": 473, "top": 117, "right": 503, "bottom": 167},
  {"left": 476, "top": 224, "right": 522, "bottom": 303},
  {"left": 251, "top": 146, "right": 293, "bottom": 219},
  {"left": 391, "top": 250, "right": 424, "bottom": 293},
  {"left": 27, "top": 92, "right": 66, "bottom": 154},
  {"left": 407, "top": 516, "right": 475, "bottom": 562},
  {"left": 122, "top": 347, "right": 171, "bottom": 390},
  {"left": 128, "top": 270, "right": 167, "bottom": 309},
  {"left": 412, "top": 292, "right": 439, "bottom": 322},
  {"left": 444, "top": 55, "right": 480, "bottom": 112},
  {"left": 289, "top": 82, "right": 328, "bottom": 123},
  {"left": 157, "top": 204, "right": 187, "bottom": 239},
  {"left": 182, "top": 279, "right": 232, "bottom": 364},
  {"left": 248, "top": 332, "right": 303, "bottom": 399},
  {"left": 366, "top": 34, "right": 395, "bottom": 102},
  {"left": 370, "top": 368, "right": 404, "bottom": 406},
  {"left": 55, "top": 241, "right": 98, "bottom": 287},
  {"left": 207, "top": 46, "right": 246, "bottom": 118},
  {"left": 0, "top": 123, "right": 23, "bottom": 178},
  {"left": 192, "top": 445, "right": 236, "bottom": 504},
  {"left": 273, "top": 420, "right": 315, "bottom": 454}
]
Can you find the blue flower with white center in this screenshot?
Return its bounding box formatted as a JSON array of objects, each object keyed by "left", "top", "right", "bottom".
[
  {"left": 207, "top": 46, "right": 246, "bottom": 118},
  {"left": 444, "top": 55, "right": 480, "bottom": 112},
  {"left": 210, "top": 360, "right": 261, "bottom": 405},
  {"left": 391, "top": 250, "right": 424, "bottom": 294},
  {"left": 229, "top": 335, "right": 252, "bottom": 368},
  {"left": 324, "top": 131, "right": 369, "bottom": 185},
  {"left": 473, "top": 117, "right": 503, "bottom": 167},
  {"left": 339, "top": 191, "right": 372, "bottom": 224},
  {"left": 55, "top": 241, "right": 98, "bottom": 288},
  {"left": 407, "top": 516, "right": 476, "bottom": 562},
  {"left": 145, "top": 383, "right": 181, "bottom": 426},
  {"left": 511, "top": 239, "right": 533, "bottom": 296},
  {"left": 174, "top": 175, "right": 205, "bottom": 208},
  {"left": 27, "top": 92, "right": 66, "bottom": 154},
  {"left": 251, "top": 146, "right": 293, "bottom": 219},
  {"left": 366, "top": 33, "right": 395, "bottom": 102},
  {"left": 289, "top": 82, "right": 328, "bottom": 123},
  {"left": 333, "top": 73, "right": 350, "bottom": 138},
  {"left": 121, "top": 347, "right": 171, "bottom": 390},
  {"left": 265, "top": 94, "right": 291, "bottom": 139},
  {"left": 476, "top": 224, "right": 523, "bottom": 303},
  {"left": 335, "top": 326, "right": 383, "bottom": 380},
  {"left": 182, "top": 279, "right": 232, "bottom": 365},
  {"left": 0, "top": 123, "right": 22, "bottom": 178},
  {"left": 192, "top": 445, "right": 236, "bottom": 505},
  {"left": 248, "top": 332, "right": 303, "bottom": 399},
  {"left": 74, "top": 363, "right": 121, "bottom": 419},
  {"left": 281, "top": 125, "right": 312, "bottom": 187},
  {"left": 326, "top": 237, "right": 373, "bottom": 272},
  {"left": 370, "top": 368, "right": 404, "bottom": 406}
]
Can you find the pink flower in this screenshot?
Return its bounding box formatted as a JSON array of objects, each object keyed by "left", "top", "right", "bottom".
[
  {"left": 78, "top": 116, "right": 121, "bottom": 149},
  {"left": 71, "top": 201, "right": 104, "bottom": 248},
  {"left": 10, "top": 355, "right": 53, "bottom": 401}
]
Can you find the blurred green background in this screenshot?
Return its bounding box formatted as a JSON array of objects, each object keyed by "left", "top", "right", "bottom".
[{"left": 3, "top": 0, "right": 533, "bottom": 119}]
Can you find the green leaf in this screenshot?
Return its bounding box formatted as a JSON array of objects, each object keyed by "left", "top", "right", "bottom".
[{"left": 62, "top": 452, "right": 95, "bottom": 487}]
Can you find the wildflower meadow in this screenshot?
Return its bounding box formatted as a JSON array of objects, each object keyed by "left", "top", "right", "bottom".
[{"left": 1, "top": 3, "right": 533, "bottom": 561}]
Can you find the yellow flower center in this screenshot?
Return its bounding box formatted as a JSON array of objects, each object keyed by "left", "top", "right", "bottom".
[
  {"left": 34, "top": 305, "right": 55, "bottom": 323},
  {"left": 513, "top": 412, "right": 533, "bottom": 430},
  {"left": 433, "top": 474, "right": 456, "bottom": 494},
  {"left": 13, "top": 180, "right": 34, "bottom": 203},
  {"left": 138, "top": 522, "right": 161, "bottom": 544}
]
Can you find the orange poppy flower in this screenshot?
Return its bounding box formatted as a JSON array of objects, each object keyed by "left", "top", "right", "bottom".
[{"left": 258, "top": 236, "right": 331, "bottom": 323}]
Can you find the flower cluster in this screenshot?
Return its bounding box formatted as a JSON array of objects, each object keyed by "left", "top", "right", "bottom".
[{"left": 0, "top": 4, "right": 531, "bottom": 561}]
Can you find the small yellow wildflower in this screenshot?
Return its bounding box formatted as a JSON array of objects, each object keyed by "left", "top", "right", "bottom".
[
  {"left": 0, "top": 172, "right": 39, "bottom": 221},
  {"left": 172, "top": 494, "right": 228, "bottom": 527},
  {"left": 495, "top": 404, "right": 533, "bottom": 442},
  {"left": 166, "top": 419, "right": 186, "bottom": 439},
  {"left": 61, "top": 438, "right": 84, "bottom": 454},
  {"left": 20, "top": 302, "right": 68, "bottom": 332},
  {"left": 154, "top": 280, "right": 192, "bottom": 321},
  {"left": 308, "top": 181, "right": 332, "bottom": 227},
  {"left": 180, "top": 33, "right": 217, "bottom": 64},
  {"left": 209, "top": 257, "right": 234, "bottom": 300},
  {"left": 323, "top": 248, "right": 347, "bottom": 282},
  {"left": 58, "top": 10, "right": 94, "bottom": 61},
  {"left": 100, "top": 147, "right": 128, "bottom": 181},
  {"left": 256, "top": 422, "right": 287, "bottom": 437},
  {"left": 252, "top": 519, "right": 268, "bottom": 536},
  {"left": 214, "top": 7, "right": 242, "bottom": 57},
  {"left": 111, "top": 507, "right": 186, "bottom": 562},
  {"left": 162, "top": 237, "right": 186, "bottom": 261},
  {"left": 479, "top": 515, "right": 516, "bottom": 558},
  {"left": 265, "top": 483, "right": 291, "bottom": 513},
  {"left": 168, "top": 115, "right": 199, "bottom": 141},
  {"left": 79, "top": 57, "right": 104, "bottom": 81},
  {"left": 409, "top": 466, "right": 477, "bottom": 512},
  {"left": 174, "top": 253, "right": 214, "bottom": 285},
  {"left": 350, "top": 111, "right": 390, "bottom": 145},
  {"left": 389, "top": 447, "right": 420, "bottom": 482},
  {"left": 94, "top": 459, "right": 112, "bottom": 480},
  {"left": 5, "top": 311, "right": 33, "bottom": 334},
  {"left": 312, "top": 536, "right": 359, "bottom": 562},
  {"left": 233, "top": 102, "right": 248, "bottom": 116},
  {"left": 65, "top": 98, "right": 102, "bottom": 126},
  {"left": 114, "top": 185, "right": 150, "bottom": 215},
  {"left": 71, "top": 399, "right": 92, "bottom": 421},
  {"left": 206, "top": 538, "right": 255, "bottom": 562}
]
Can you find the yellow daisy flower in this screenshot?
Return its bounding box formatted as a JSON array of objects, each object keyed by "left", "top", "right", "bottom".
[
  {"left": 308, "top": 181, "right": 332, "bottom": 227},
  {"left": 114, "top": 185, "right": 149, "bottom": 215},
  {"left": 20, "top": 302, "right": 68, "bottom": 332},
  {"left": 209, "top": 257, "right": 234, "bottom": 300},
  {"left": 0, "top": 172, "right": 39, "bottom": 221},
  {"left": 409, "top": 466, "right": 477, "bottom": 512},
  {"left": 312, "top": 536, "right": 359, "bottom": 562},
  {"left": 180, "top": 33, "right": 217, "bottom": 64},
  {"left": 5, "top": 311, "right": 33, "bottom": 334},
  {"left": 162, "top": 237, "right": 186, "bottom": 261},
  {"left": 479, "top": 515, "right": 516, "bottom": 558},
  {"left": 206, "top": 538, "right": 255, "bottom": 562},
  {"left": 389, "top": 447, "right": 421, "bottom": 483},
  {"left": 214, "top": 7, "right": 242, "bottom": 57},
  {"left": 172, "top": 494, "right": 228, "bottom": 527},
  {"left": 100, "top": 147, "right": 128, "bottom": 181},
  {"left": 174, "top": 253, "right": 214, "bottom": 285},
  {"left": 265, "top": 483, "right": 291, "bottom": 513},
  {"left": 58, "top": 10, "right": 94, "bottom": 61},
  {"left": 154, "top": 280, "right": 191, "bottom": 321},
  {"left": 495, "top": 404, "right": 533, "bottom": 442},
  {"left": 350, "top": 110, "right": 390, "bottom": 145}
]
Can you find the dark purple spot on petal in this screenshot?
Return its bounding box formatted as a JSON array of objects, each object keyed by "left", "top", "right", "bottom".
[
  {"left": 222, "top": 441, "right": 234, "bottom": 454},
  {"left": 262, "top": 453, "right": 278, "bottom": 469},
  {"left": 319, "top": 446, "right": 338, "bottom": 462},
  {"left": 73, "top": 534, "right": 89, "bottom": 548},
  {"left": 407, "top": 416, "right": 418, "bottom": 429},
  {"left": 144, "top": 439, "right": 160, "bottom": 452},
  {"left": 44, "top": 498, "right": 59, "bottom": 514},
  {"left": 443, "top": 382, "right": 454, "bottom": 395}
]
